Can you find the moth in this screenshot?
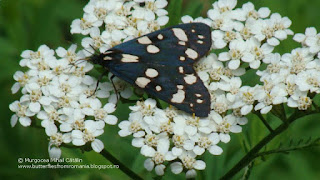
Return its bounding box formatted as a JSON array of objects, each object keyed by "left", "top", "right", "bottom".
[{"left": 89, "top": 23, "right": 212, "bottom": 117}]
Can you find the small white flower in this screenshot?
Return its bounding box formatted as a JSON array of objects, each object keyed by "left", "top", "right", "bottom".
[
  {"left": 171, "top": 151, "right": 206, "bottom": 178},
  {"left": 218, "top": 39, "right": 248, "bottom": 70},
  {"left": 71, "top": 120, "right": 105, "bottom": 152},
  {"left": 232, "top": 86, "right": 256, "bottom": 115},
  {"left": 9, "top": 101, "right": 34, "bottom": 127},
  {"left": 254, "top": 84, "right": 288, "bottom": 114}
]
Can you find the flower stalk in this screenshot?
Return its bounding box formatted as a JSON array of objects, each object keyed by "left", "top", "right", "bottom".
[{"left": 221, "top": 110, "right": 319, "bottom": 179}]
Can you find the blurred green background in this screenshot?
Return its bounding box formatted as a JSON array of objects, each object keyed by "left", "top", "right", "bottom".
[{"left": 1, "top": 0, "right": 320, "bottom": 180}]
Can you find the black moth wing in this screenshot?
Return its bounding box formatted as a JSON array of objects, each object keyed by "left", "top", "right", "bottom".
[{"left": 102, "top": 23, "right": 212, "bottom": 117}]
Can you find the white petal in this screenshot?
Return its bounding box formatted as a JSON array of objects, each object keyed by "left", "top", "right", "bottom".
[
  {"left": 172, "top": 147, "right": 183, "bottom": 156},
  {"left": 132, "top": 138, "right": 144, "bottom": 147},
  {"left": 214, "top": 39, "right": 227, "bottom": 49},
  {"left": 183, "top": 140, "right": 195, "bottom": 150},
  {"left": 48, "top": 146, "right": 62, "bottom": 158},
  {"left": 56, "top": 47, "right": 67, "bottom": 57},
  {"left": 218, "top": 52, "right": 231, "bottom": 61},
  {"left": 29, "top": 102, "right": 41, "bottom": 113},
  {"left": 105, "top": 115, "right": 118, "bottom": 125},
  {"left": 157, "top": 16, "right": 169, "bottom": 26},
  {"left": 230, "top": 125, "right": 242, "bottom": 133},
  {"left": 193, "top": 146, "right": 205, "bottom": 155},
  {"left": 186, "top": 169, "right": 197, "bottom": 179},
  {"left": 19, "top": 117, "right": 31, "bottom": 127},
  {"left": 241, "top": 105, "right": 253, "bottom": 115},
  {"left": 165, "top": 151, "right": 176, "bottom": 161},
  {"left": 91, "top": 139, "right": 104, "bottom": 152},
  {"left": 220, "top": 133, "right": 231, "bottom": 143},
  {"left": 11, "top": 83, "right": 20, "bottom": 94},
  {"left": 194, "top": 160, "right": 206, "bottom": 170},
  {"left": 293, "top": 33, "right": 305, "bottom": 42},
  {"left": 60, "top": 123, "right": 72, "bottom": 132},
  {"left": 118, "top": 129, "right": 132, "bottom": 137},
  {"left": 118, "top": 121, "right": 130, "bottom": 129},
  {"left": 45, "top": 123, "right": 58, "bottom": 136},
  {"left": 72, "top": 139, "right": 85, "bottom": 146},
  {"left": 209, "top": 145, "right": 223, "bottom": 155},
  {"left": 258, "top": 7, "right": 271, "bottom": 18},
  {"left": 228, "top": 59, "right": 240, "bottom": 70},
  {"left": 274, "top": 30, "right": 287, "bottom": 40},
  {"left": 267, "top": 37, "right": 280, "bottom": 46},
  {"left": 10, "top": 115, "right": 18, "bottom": 127},
  {"left": 171, "top": 162, "right": 183, "bottom": 174},
  {"left": 261, "top": 106, "right": 272, "bottom": 114},
  {"left": 144, "top": 158, "right": 154, "bottom": 171},
  {"left": 181, "top": 15, "right": 193, "bottom": 23},
  {"left": 39, "top": 96, "right": 52, "bottom": 106},
  {"left": 250, "top": 60, "right": 261, "bottom": 69},
  {"left": 71, "top": 130, "right": 83, "bottom": 138},
  {"left": 103, "top": 103, "right": 116, "bottom": 113},
  {"left": 155, "top": 164, "right": 165, "bottom": 176},
  {"left": 141, "top": 145, "right": 156, "bottom": 157}
]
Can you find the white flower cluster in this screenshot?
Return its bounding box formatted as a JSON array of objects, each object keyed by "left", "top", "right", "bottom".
[
  {"left": 71, "top": 0, "right": 168, "bottom": 51},
  {"left": 257, "top": 27, "right": 320, "bottom": 111},
  {"left": 181, "top": 0, "right": 294, "bottom": 116},
  {"left": 70, "top": 0, "right": 169, "bottom": 102},
  {"left": 119, "top": 98, "right": 245, "bottom": 177},
  {"left": 115, "top": 0, "right": 295, "bottom": 178},
  {"left": 9, "top": 44, "right": 118, "bottom": 157}
]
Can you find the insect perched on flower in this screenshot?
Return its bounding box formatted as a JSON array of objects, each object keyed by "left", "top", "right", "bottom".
[{"left": 88, "top": 23, "right": 212, "bottom": 117}]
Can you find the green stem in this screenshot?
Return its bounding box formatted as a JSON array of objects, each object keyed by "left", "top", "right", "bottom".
[
  {"left": 100, "top": 149, "right": 143, "bottom": 180},
  {"left": 220, "top": 110, "right": 316, "bottom": 180},
  {"left": 254, "top": 139, "right": 320, "bottom": 158},
  {"left": 312, "top": 102, "right": 320, "bottom": 112},
  {"left": 253, "top": 111, "right": 273, "bottom": 132}
]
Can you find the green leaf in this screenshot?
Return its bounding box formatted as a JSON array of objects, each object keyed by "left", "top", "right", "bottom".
[
  {"left": 166, "top": 0, "right": 183, "bottom": 27},
  {"left": 183, "top": 1, "right": 203, "bottom": 18}
]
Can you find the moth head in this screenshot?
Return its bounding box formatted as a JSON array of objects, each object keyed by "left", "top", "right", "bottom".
[{"left": 88, "top": 50, "right": 113, "bottom": 65}]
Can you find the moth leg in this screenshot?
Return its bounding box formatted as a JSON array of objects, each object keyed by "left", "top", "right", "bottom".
[
  {"left": 110, "top": 74, "right": 120, "bottom": 104},
  {"left": 89, "top": 71, "right": 108, "bottom": 97}
]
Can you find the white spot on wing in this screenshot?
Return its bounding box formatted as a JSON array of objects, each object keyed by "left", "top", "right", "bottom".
[
  {"left": 197, "top": 99, "right": 204, "bottom": 103},
  {"left": 184, "top": 74, "right": 197, "bottom": 85},
  {"left": 156, "top": 85, "right": 162, "bottom": 91},
  {"left": 198, "top": 35, "right": 205, "bottom": 39},
  {"left": 191, "top": 29, "right": 195, "bottom": 33},
  {"left": 103, "top": 51, "right": 113, "bottom": 55},
  {"left": 171, "top": 89, "right": 186, "bottom": 103},
  {"left": 179, "top": 41, "right": 186, "bottom": 46},
  {"left": 138, "top": 36, "right": 152, "bottom": 44},
  {"left": 172, "top": 28, "right": 188, "bottom": 41},
  {"left": 121, "top": 54, "right": 139, "bottom": 63},
  {"left": 185, "top": 48, "right": 198, "bottom": 59},
  {"left": 147, "top": 45, "right": 160, "bottom": 53},
  {"left": 157, "top": 34, "right": 164, "bottom": 40},
  {"left": 145, "top": 68, "right": 159, "bottom": 78},
  {"left": 179, "top": 56, "right": 186, "bottom": 61},
  {"left": 178, "top": 66, "right": 184, "bottom": 73},
  {"left": 103, "top": 56, "right": 112, "bottom": 61},
  {"left": 195, "top": 94, "right": 202, "bottom": 97},
  {"left": 190, "top": 103, "right": 194, "bottom": 107},
  {"left": 177, "top": 85, "right": 184, "bottom": 89},
  {"left": 197, "top": 40, "right": 204, "bottom": 44},
  {"left": 135, "top": 77, "right": 151, "bottom": 88}
]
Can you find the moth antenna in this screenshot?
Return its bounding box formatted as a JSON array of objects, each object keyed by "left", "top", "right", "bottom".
[
  {"left": 82, "top": 47, "right": 95, "bottom": 55},
  {"left": 88, "top": 71, "right": 108, "bottom": 98},
  {"left": 110, "top": 74, "right": 120, "bottom": 105},
  {"left": 89, "top": 44, "right": 100, "bottom": 54}
]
